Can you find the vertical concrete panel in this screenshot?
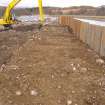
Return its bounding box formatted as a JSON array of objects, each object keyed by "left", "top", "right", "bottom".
[
  {"left": 100, "top": 27, "right": 105, "bottom": 57},
  {"left": 68, "top": 16, "right": 73, "bottom": 33},
  {"left": 76, "top": 20, "right": 81, "bottom": 38},
  {"left": 65, "top": 16, "right": 67, "bottom": 25},
  {"left": 82, "top": 22, "right": 88, "bottom": 43},
  {"left": 74, "top": 19, "right": 77, "bottom": 36},
  {"left": 61, "top": 16, "right": 64, "bottom": 25},
  {"left": 63, "top": 16, "right": 66, "bottom": 26},
  {"left": 69, "top": 16, "right": 71, "bottom": 26},
  {"left": 60, "top": 16, "right": 62, "bottom": 25},
  {"left": 80, "top": 22, "right": 84, "bottom": 42},
  {"left": 67, "top": 16, "right": 69, "bottom": 26},
  {"left": 89, "top": 25, "right": 96, "bottom": 49},
  {"left": 68, "top": 16, "right": 71, "bottom": 28},
  {"left": 83, "top": 22, "right": 86, "bottom": 43},
  {"left": 67, "top": 16, "right": 70, "bottom": 27},
  {"left": 59, "top": 16, "right": 62, "bottom": 25},
  {"left": 62, "top": 16, "right": 65, "bottom": 26},
  {"left": 86, "top": 24, "right": 92, "bottom": 46},
  {"left": 71, "top": 18, "right": 73, "bottom": 29},
  {"left": 66, "top": 16, "right": 68, "bottom": 25},
  {"left": 69, "top": 16, "right": 72, "bottom": 26},
  {"left": 85, "top": 23, "right": 89, "bottom": 44},
  {"left": 80, "top": 22, "right": 87, "bottom": 42},
  {"left": 75, "top": 19, "right": 78, "bottom": 36},
  {"left": 72, "top": 19, "right": 75, "bottom": 34},
  {"left": 73, "top": 19, "right": 77, "bottom": 35},
  {"left": 69, "top": 17, "right": 72, "bottom": 29},
  {"left": 93, "top": 25, "right": 102, "bottom": 53}
]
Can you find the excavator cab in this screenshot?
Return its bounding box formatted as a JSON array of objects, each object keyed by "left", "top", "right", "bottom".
[
  {"left": 0, "top": 13, "right": 17, "bottom": 29},
  {"left": 0, "top": 0, "right": 44, "bottom": 29},
  {"left": 2, "top": 12, "right": 16, "bottom": 29}
]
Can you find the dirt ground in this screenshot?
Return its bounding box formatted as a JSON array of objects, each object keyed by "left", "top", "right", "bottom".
[{"left": 0, "top": 24, "right": 105, "bottom": 105}]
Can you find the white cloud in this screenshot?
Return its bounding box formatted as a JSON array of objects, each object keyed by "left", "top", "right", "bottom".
[{"left": 0, "top": 0, "right": 105, "bottom": 8}]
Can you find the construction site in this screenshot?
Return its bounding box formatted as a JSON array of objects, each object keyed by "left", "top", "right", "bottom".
[{"left": 0, "top": 0, "right": 105, "bottom": 105}]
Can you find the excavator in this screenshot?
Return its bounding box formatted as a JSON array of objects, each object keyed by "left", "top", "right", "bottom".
[{"left": 0, "top": 0, "right": 44, "bottom": 28}]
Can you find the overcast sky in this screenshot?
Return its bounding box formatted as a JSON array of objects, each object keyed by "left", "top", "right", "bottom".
[{"left": 0, "top": 0, "right": 105, "bottom": 8}]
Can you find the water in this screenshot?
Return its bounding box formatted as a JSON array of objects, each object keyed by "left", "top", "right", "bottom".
[
  {"left": 17, "top": 15, "right": 58, "bottom": 24},
  {"left": 75, "top": 18, "right": 105, "bottom": 27}
]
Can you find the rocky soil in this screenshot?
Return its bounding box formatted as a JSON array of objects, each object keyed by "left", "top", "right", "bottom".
[{"left": 0, "top": 24, "right": 105, "bottom": 105}]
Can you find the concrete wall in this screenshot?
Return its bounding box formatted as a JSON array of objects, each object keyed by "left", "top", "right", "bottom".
[{"left": 59, "top": 16, "right": 105, "bottom": 57}]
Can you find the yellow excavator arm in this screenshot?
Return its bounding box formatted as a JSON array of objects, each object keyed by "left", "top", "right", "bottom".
[
  {"left": 0, "top": 0, "right": 44, "bottom": 26},
  {"left": 38, "top": 0, "right": 44, "bottom": 22}
]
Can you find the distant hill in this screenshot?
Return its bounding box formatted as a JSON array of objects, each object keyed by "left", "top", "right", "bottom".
[
  {"left": 96, "top": 6, "right": 105, "bottom": 16},
  {"left": 60, "top": 6, "right": 96, "bottom": 15},
  {"left": 99, "top": 5, "right": 105, "bottom": 8},
  {"left": 0, "top": 5, "right": 105, "bottom": 16}
]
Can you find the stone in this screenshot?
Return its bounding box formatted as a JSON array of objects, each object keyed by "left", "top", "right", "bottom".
[
  {"left": 96, "top": 58, "right": 104, "bottom": 64},
  {"left": 16, "top": 91, "right": 22, "bottom": 96},
  {"left": 30, "top": 90, "right": 38, "bottom": 96},
  {"left": 80, "top": 67, "right": 87, "bottom": 73},
  {"left": 67, "top": 100, "right": 72, "bottom": 105},
  {"left": 0, "top": 64, "right": 6, "bottom": 72},
  {"left": 73, "top": 67, "right": 76, "bottom": 71}
]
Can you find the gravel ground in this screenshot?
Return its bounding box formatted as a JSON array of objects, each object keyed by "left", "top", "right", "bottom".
[{"left": 0, "top": 24, "right": 105, "bottom": 105}]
